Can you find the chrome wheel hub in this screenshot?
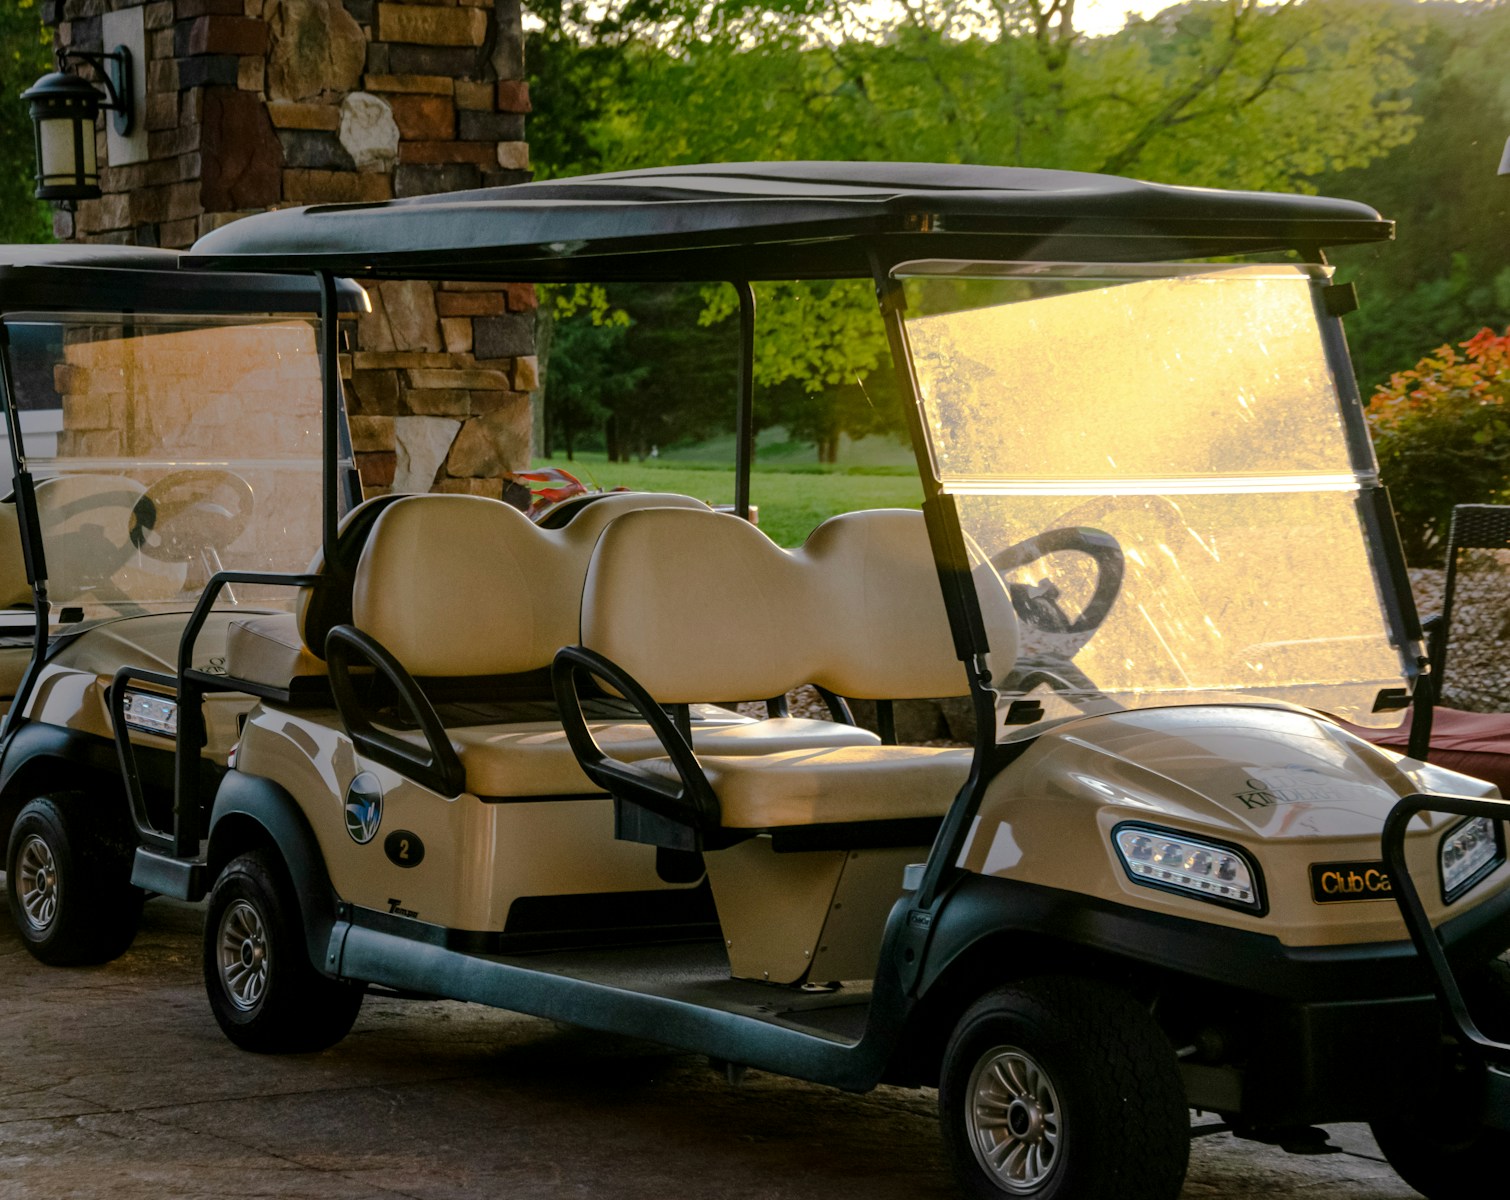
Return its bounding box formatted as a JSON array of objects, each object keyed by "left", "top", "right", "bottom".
[
  {"left": 16, "top": 834, "right": 59, "bottom": 933},
  {"left": 967, "top": 1045, "right": 1062, "bottom": 1194},
  {"left": 217, "top": 899, "right": 269, "bottom": 1012}
]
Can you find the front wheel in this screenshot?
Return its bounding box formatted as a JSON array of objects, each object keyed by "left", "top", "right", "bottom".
[
  {"left": 5, "top": 793, "right": 143, "bottom": 966},
  {"left": 1370, "top": 1040, "right": 1510, "bottom": 1200},
  {"left": 203, "top": 849, "right": 363, "bottom": 1053},
  {"left": 939, "top": 976, "right": 1188, "bottom": 1200}
]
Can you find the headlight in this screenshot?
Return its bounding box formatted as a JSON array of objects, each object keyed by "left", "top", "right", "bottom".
[
  {"left": 1112, "top": 823, "right": 1265, "bottom": 915},
  {"left": 1440, "top": 816, "right": 1506, "bottom": 904},
  {"left": 121, "top": 688, "right": 178, "bottom": 737}
]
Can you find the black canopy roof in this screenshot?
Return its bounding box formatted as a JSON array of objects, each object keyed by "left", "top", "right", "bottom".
[
  {"left": 185, "top": 162, "right": 1392, "bottom": 282},
  {"left": 0, "top": 243, "right": 365, "bottom": 316}
]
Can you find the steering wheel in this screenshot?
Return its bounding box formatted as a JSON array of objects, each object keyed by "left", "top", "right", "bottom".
[
  {"left": 129, "top": 470, "right": 254, "bottom": 563},
  {"left": 991, "top": 526, "right": 1125, "bottom": 710},
  {"left": 991, "top": 526, "right": 1125, "bottom": 638},
  {"left": 32, "top": 475, "right": 151, "bottom": 597}
]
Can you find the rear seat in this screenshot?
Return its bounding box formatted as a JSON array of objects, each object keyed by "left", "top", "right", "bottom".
[
  {"left": 226, "top": 490, "right": 716, "bottom": 692},
  {"left": 570, "top": 506, "right": 1020, "bottom": 835},
  {"left": 346, "top": 493, "right": 881, "bottom": 797},
  {"left": 564, "top": 505, "right": 1018, "bottom": 983},
  {"left": 226, "top": 493, "right": 408, "bottom": 690}
]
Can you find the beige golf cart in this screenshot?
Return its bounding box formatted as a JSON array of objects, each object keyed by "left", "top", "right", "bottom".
[
  {"left": 0, "top": 244, "right": 362, "bottom": 964},
  {"left": 146, "top": 163, "right": 1510, "bottom": 1200}
]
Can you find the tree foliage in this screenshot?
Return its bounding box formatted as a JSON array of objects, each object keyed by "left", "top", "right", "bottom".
[
  {"left": 1319, "top": 0, "right": 1510, "bottom": 394},
  {"left": 524, "top": 0, "right": 1424, "bottom": 459},
  {"left": 1366, "top": 326, "right": 1510, "bottom": 565},
  {"left": 0, "top": 0, "right": 53, "bottom": 244}
]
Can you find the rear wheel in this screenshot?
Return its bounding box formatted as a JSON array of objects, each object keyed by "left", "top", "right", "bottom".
[
  {"left": 203, "top": 848, "right": 363, "bottom": 1053},
  {"left": 5, "top": 793, "right": 143, "bottom": 965},
  {"left": 939, "top": 976, "right": 1188, "bottom": 1200}
]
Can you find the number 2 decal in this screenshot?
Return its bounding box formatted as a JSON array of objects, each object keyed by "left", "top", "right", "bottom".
[{"left": 383, "top": 829, "right": 425, "bottom": 868}]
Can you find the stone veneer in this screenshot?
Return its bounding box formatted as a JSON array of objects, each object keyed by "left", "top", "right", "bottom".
[{"left": 44, "top": 0, "right": 535, "bottom": 499}]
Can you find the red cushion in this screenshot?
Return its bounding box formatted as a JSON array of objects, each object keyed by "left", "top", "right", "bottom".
[{"left": 1340, "top": 707, "right": 1510, "bottom": 794}]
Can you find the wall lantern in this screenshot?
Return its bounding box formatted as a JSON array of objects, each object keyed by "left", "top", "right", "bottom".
[{"left": 21, "top": 47, "right": 134, "bottom": 203}]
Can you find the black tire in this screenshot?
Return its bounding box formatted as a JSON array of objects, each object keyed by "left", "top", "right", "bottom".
[
  {"left": 1370, "top": 1004, "right": 1510, "bottom": 1200},
  {"left": 5, "top": 793, "right": 144, "bottom": 966},
  {"left": 203, "top": 848, "right": 363, "bottom": 1053},
  {"left": 939, "top": 976, "right": 1189, "bottom": 1200}
]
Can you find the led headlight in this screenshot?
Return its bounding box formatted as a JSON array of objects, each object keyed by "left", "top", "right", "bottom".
[
  {"left": 121, "top": 689, "right": 178, "bottom": 737},
  {"left": 1113, "top": 823, "right": 1265, "bottom": 914},
  {"left": 1440, "top": 816, "right": 1506, "bottom": 904}
]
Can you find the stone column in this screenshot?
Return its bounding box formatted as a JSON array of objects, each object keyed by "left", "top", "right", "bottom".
[{"left": 44, "top": 0, "right": 536, "bottom": 499}]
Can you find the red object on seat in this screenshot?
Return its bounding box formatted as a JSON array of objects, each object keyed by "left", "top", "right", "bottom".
[{"left": 1341, "top": 707, "right": 1510, "bottom": 795}]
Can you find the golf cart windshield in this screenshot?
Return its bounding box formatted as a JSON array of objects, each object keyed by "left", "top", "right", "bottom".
[
  {"left": 898, "top": 261, "right": 1415, "bottom": 734},
  {"left": 1, "top": 310, "right": 336, "bottom": 627}
]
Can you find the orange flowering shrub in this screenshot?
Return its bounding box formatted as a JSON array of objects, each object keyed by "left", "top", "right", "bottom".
[{"left": 1366, "top": 327, "right": 1510, "bottom": 565}]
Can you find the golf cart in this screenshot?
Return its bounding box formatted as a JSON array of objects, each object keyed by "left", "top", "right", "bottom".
[
  {"left": 158, "top": 164, "right": 1510, "bottom": 1200},
  {"left": 0, "top": 244, "right": 363, "bottom": 964}
]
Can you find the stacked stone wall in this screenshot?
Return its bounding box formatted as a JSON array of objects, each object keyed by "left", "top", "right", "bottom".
[{"left": 45, "top": 0, "right": 535, "bottom": 495}]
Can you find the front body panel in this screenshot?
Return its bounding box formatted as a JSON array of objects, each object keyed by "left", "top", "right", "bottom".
[{"left": 959, "top": 704, "right": 1509, "bottom": 947}]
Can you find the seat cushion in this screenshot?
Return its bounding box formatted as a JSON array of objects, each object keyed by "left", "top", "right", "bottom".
[
  {"left": 227, "top": 612, "right": 326, "bottom": 688},
  {"left": 1342, "top": 707, "right": 1510, "bottom": 795},
  {"left": 447, "top": 716, "right": 884, "bottom": 797},
  {"left": 639, "top": 743, "right": 971, "bottom": 828},
  {"left": 426, "top": 716, "right": 882, "bottom": 798}
]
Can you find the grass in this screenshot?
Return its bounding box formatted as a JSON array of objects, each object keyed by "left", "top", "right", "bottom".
[{"left": 531, "top": 451, "right": 924, "bottom": 546}]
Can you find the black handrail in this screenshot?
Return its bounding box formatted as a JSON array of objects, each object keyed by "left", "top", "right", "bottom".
[
  {"left": 551, "top": 645, "right": 721, "bottom": 836},
  {"left": 107, "top": 665, "right": 177, "bottom": 851},
  {"left": 165, "top": 570, "right": 322, "bottom": 857},
  {"left": 325, "top": 623, "right": 465, "bottom": 798},
  {"left": 1382, "top": 791, "right": 1510, "bottom": 1064}
]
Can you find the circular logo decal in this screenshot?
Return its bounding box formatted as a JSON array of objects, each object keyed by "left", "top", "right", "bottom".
[{"left": 344, "top": 772, "right": 384, "bottom": 844}]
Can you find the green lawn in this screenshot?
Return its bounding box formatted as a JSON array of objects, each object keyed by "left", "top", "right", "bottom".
[{"left": 531, "top": 454, "right": 923, "bottom": 546}]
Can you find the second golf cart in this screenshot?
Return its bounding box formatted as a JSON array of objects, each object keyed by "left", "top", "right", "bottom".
[{"left": 0, "top": 244, "right": 361, "bottom": 964}]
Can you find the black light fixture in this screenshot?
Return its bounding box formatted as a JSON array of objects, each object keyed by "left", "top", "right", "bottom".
[{"left": 21, "top": 46, "right": 134, "bottom": 204}]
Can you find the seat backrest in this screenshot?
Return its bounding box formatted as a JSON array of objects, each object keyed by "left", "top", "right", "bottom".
[
  {"left": 351, "top": 491, "right": 711, "bottom": 678},
  {"left": 579, "top": 507, "right": 1018, "bottom": 703},
  {"left": 0, "top": 502, "right": 31, "bottom": 608},
  {"left": 295, "top": 492, "right": 410, "bottom": 659}
]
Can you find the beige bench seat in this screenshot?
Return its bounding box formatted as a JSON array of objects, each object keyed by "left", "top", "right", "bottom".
[
  {"left": 638, "top": 744, "right": 971, "bottom": 828},
  {"left": 227, "top": 612, "right": 326, "bottom": 688},
  {"left": 401, "top": 716, "right": 883, "bottom": 798}
]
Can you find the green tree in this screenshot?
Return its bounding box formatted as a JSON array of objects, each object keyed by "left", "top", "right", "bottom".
[
  {"left": 527, "top": 0, "right": 1424, "bottom": 458},
  {"left": 1318, "top": 0, "right": 1510, "bottom": 393},
  {"left": 0, "top": 0, "right": 53, "bottom": 243}
]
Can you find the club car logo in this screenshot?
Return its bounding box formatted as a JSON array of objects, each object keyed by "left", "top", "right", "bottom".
[{"left": 344, "top": 773, "right": 384, "bottom": 844}]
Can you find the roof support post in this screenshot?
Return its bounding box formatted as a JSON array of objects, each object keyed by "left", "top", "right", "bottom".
[
  {"left": 733, "top": 281, "right": 756, "bottom": 522},
  {"left": 317, "top": 270, "right": 341, "bottom": 561},
  {"left": 0, "top": 324, "right": 51, "bottom": 741}
]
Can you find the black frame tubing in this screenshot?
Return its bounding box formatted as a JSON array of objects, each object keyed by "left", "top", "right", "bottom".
[
  {"left": 324, "top": 623, "right": 466, "bottom": 798},
  {"left": 733, "top": 281, "right": 756, "bottom": 522},
  {"left": 317, "top": 270, "right": 342, "bottom": 561},
  {"left": 869, "top": 251, "right": 1009, "bottom": 920},
  {"left": 107, "top": 665, "right": 178, "bottom": 851},
  {"left": 163, "top": 570, "right": 320, "bottom": 856},
  {"left": 0, "top": 323, "right": 52, "bottom": 741},
  {"left": 1381, "top": 791, "right": 1510, "bottom": 1064},
  {"left": 551, "top": 644, "right": 722, "bottom": 836}
]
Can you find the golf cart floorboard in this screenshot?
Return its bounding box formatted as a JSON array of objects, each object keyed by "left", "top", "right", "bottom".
[{"left": 481, "top": 940, "right": 873, "bottom": 1045}]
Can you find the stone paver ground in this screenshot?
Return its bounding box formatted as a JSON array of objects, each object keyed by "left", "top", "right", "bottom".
[{"left": 0, "top": 895, "right": 1419, "bottom": 1199}]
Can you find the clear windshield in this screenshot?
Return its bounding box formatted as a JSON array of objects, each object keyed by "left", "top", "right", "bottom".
[
  {"left": 1, "top": 311, "right": 339, "bottom": 628},
  {"left": 898, "top": 262, "right": 1415, "bottom": 734}
]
